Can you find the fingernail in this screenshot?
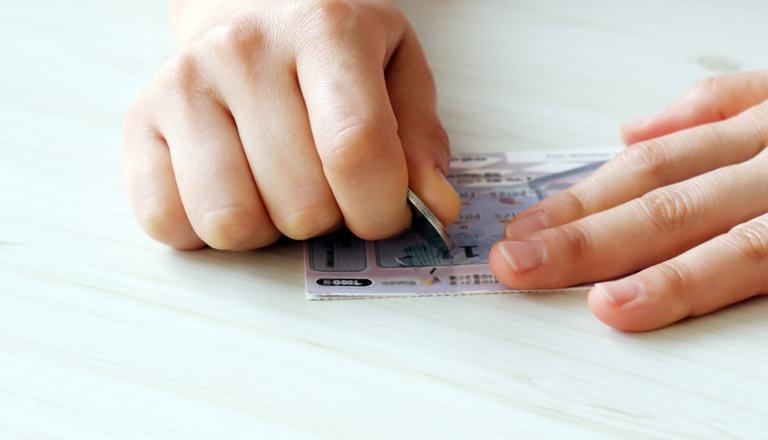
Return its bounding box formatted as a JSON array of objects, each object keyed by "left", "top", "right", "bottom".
[
  {"left": 498, "top": 241, "right": 544, "bottom": 273},
  {"left": 595, "top": 279, "right": 642, "bottom": 307},
  {"left": 505, "top": 211, "right": 549, "bottom": 238}
]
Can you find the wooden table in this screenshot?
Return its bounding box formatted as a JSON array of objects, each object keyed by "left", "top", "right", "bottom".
[{"left": 2, "top": 1, "right": 767, "bottom": 438}]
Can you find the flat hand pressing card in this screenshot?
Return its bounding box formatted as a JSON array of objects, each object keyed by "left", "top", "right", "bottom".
[{"left": 305, "top": 149, "right": 616, "bottom": 300}]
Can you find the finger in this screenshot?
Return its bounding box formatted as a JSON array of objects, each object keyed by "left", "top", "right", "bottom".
[
  {"left": 589, "top": 213, "right": 768, "bottom": 331},
  {"left": 491, "top": 149, "right": 768, "bottom": 289},
  {"left": 152, "top": 69, "right": 280, "bottom": 250},
  {"left": 386, "top": 26, "right": 461, "bottom": 226},
  {"left": 124, "top": 102, "right": 204, "bottom": 250},
  {"left": 622, "top": 70, "right": 768, "bottom": 145},
  {"left": 505, "top": 102, "right": 768, "bottom": 239},
  {"left": 296, "top": 16, "right": 412, "bottom": 241},
  {"left": 212, "top": 44, "right": 343, "bottom": 240},
  {"left": 231, "top": 75, "right": 343, "bottom": 240}
]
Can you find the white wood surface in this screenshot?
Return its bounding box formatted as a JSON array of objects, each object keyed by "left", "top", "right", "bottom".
[{"left": 2, "top": 1, "right": 768, "bottom": 438}]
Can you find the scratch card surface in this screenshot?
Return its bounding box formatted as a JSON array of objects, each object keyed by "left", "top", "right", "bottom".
[{"left": 304, "top": 149, "right": 616, "bottom": 300}]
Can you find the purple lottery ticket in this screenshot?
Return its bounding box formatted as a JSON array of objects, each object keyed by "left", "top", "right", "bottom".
[{"left": 305, "top": 149, "right": 617, "bottom": 300}]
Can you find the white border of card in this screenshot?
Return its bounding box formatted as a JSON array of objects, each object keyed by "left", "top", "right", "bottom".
[{"left": 305, "top": 149, "right": 618, "bottom": 300}]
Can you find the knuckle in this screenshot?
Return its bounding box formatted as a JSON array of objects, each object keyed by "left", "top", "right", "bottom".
[
  {"left": 402, "top": 122, "right": 451, "bottom": 170},
  {"left": 301, "top": 0, "right": 362, "bottom": 37},
  {"left": 123, "top": 97, "right": 150, "bottom": 138},
  {"left": 638, "top": 187, "right": 694, "bottom": 232},
  {"left": 314, "top": 0, "right": 358, "bottom": 16},
  {"left": 424, "top": 122, "right": 451, "bottom": 154},
  {"left": 322, "top": 121, "right": 394, "bottom": 178},
  {"left": 206, "top": 13, "right": 267, "bottom": 63},
  {"left": 430, "top": 124, "right": 452, "bottom": 171},
  {"left": 306, "top": 0, "right": 360, "bottom": 24},
  {"left": 557, "top": 188, "right": 590, "bottom": 218},
  {"left": 155, "top": 50, "right": 211, "bottom": 100},
  {"left": 653, "top": 260, "right": 694, "bottom": 315},
  {"left": 140, "top": 205, "right": 181, "bottom": 243},
  {"left": 734, "top": 103, "right": 768, "bottom": 146},
  {"left": 139, "top": 205, "right": 203, "bottom": 250},
  {"left": 692, "top": 76, "right": 719, "bottom": 94},
  {"left": 552, "top": 223, "right": 592, "bottom": 260},
  {"left": 750, "top": 100, "right": 768, "bottom": 123},
  {"left": 278, "top": 206, "right": 342, "bottom": 240},
  {"left": 348, "top": 212, "right": 410, "bottom": 241},
  {"left": 124, "top": 98, "right": 144, "bottom": 125},
  {"left": 201, "top": 206, "right": 277, "bottom": 250},
  {"left": 726, "top": 220, "right": 768, "bottom": 262},
  {"left": 299, "top": 0, "right": 396, "bottom": 40},
  {"left": 434, "top": 126, "right": 452, "bottom": 169},
  {"left": 433, "top": 123, "right": 451, "bottom": 151},
  {"left": 619, "top": 140, "right": 672, "bottom": 181},
  {"left": 655, "top": 260, "right": 694, "bottom": 292}
]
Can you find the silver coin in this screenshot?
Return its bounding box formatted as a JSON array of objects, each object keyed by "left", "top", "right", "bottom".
[{"left": 407, "top": 190, "right": 455, "bottom": 255}]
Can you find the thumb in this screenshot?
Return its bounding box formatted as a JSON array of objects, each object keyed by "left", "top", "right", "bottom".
[
  {"left": 386, "top": 25, "right": 461, "bottom": 226},
  {"left": 621, "top": 70, "right": 768, "bottom": 145}
]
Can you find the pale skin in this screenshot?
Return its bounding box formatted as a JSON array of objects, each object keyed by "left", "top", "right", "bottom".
[{"left": 125, "top": 0, "right": 768, "bottom": 331}]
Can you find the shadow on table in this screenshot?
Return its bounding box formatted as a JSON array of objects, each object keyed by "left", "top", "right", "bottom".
[
  {"left": 164, "top": 238, "right": 305, "bottom": 290},
  {"left": 515, "top": 288, "right": 768, "bottom": 342},
  {"left": 621, "top": 296, "right": 768, "bottom": 342}
]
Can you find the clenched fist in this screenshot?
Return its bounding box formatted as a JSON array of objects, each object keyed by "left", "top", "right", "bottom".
[{"left": 124, "top": 0, "right": 460, "bottom": 250}]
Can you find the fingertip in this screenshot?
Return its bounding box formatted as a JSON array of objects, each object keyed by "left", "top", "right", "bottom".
[
  {"left": 587, "top": 283, "right": 678, "bottom": 332},
  {"left": 620, "top": 115, "right": 663, "bottom": 146},
  {"left": 620, "top": 88, "right": 725, "bottom": 146},
  {"left": 620, "top": 122, "right": 646, "bottom": 146}
]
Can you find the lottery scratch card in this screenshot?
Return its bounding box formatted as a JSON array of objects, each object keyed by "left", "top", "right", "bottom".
[{"left": 305, "top": 149, "right": 617, "bottom": 299}]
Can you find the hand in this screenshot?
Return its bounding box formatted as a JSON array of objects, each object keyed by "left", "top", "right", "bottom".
[
  {"left": 490, "top": 71, "right": 768, "bottom": 331},
  {"left": 124, "top": 0, "right": 461, "bottom": 251}
]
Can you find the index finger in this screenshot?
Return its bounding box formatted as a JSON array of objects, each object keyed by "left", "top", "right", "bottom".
[
  {"left": 505, "top": 102, "right": 768, "bottom": 239},
  {"left": 295, "top": 9, "right": 411, "bottom": 241}
]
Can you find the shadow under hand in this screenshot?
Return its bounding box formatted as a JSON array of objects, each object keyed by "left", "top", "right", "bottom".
[
  {"left": 166, "top": 238, "right": 305, "bottom": 291},
  {"left": 513, "top": 287, "right": 768, "bottom": 345},
  {"left": 619, "top": 295, "right": 768, "bottom": 344}
]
